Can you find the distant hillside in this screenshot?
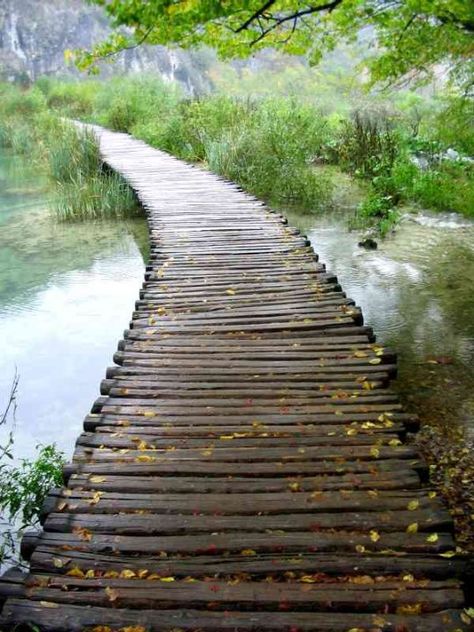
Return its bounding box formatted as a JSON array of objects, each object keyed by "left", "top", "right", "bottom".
[{"left": 0, "top": 0, "right": 213, "bottom": 93}]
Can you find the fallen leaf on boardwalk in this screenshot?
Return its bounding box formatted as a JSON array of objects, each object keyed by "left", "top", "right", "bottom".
[
  {"left": 137, "top": 455, "right": 155, "bottom": 462},
  {"left": 105, "top": 586, "right": 119, "bottom": 602},
  {"left": 143, "top": 411, "right": 156, "bottom": 417},
  {"left": 39, "top": 602, "right": 59, "bottom": 608},
  {"left": 120, "top": 627, "right": 147, "bottom": 632},
  {"left": 241, "top": 549, "right": 257, "bottom": 556},
  {"left": 119, "top": 569, "right": 136, "bottom": 579},
  {"left": 160, "top": 576, "right": 175, "bottom": 582},
  {"left": 91, "top": 627, "right": 112, "bottom": 632},
  {"left": 137, "top": 569, "right": 149, "bottom": 578},
  {"left": 370, "top": 530, "right": 380, "bottom": 542},
  {"left": 406, "top": 523, "right": 418, "bottom": 534},
  {"left": 226, "top": 288, "right": 236, "bottom": 295},
  {"left": 56, "top": 501, "right": 67, "bottom": 511},
  {"left": 354, "top": 351, "right": 368, "bottom": 358},
  {"left": 103, "top": 570, "right": 119, "bottom": 578},
  {"left": 426, "top": 533, "right": 439, "bottom": 543},
  {"left": 201, "top": 449, "right": 213, "bottom": 457},
  {"left": 350, "top": 575, "right": 374, "bottom": 585},
  {"left": 136, "top": 440, "right": 148, "bottom": 450},
  {"left": 461, "top": 612, "right": 472, "bottom": 625},
  {"left": 388, "top": 439, "right": 402, "bottom": 447},
  {"left": 407, "top": 500, "right": 419, "bottom": 511},
  {"left": 439, "top": 550, "right": 456, "bottom": 558},
  {"left": 72, "top": 527, "right": 93, "bottom": 541},
  {"left": 88, "top": 491, "right": 104, "bottom": 506},
  {"left": 288, "top": 482, "right": 300, "bottom": 492},
  {"left": 428, "top": 491, "right": 437, "bottom": 499},
  {"left": 372, "top": 615, "right": 387, "bottom": 627},
  {"left": 89, "top": 476, "right": 106, "bottom": 484},
  {"left": 355, "top": 544, "right": 366, "bottom": 553},
  {"left": 369, "top": 358, "right": 381, "bottom": 365},
  {"left": 66, "top": 566, "right": 85, "bottom": 578},
  {"left": 402, "top": 574, "right": 415, "bottom": 582},
  {"left": 85, "top": 569, "right": 95, "bottom": 578},
  {"left": 396, "top": 603, "right": 422, "bottom": 615},
  {"left": 370, "top": 446, "right": 380, "bottom": 458},
  {"left": 53, "top": 558, "right": 64, "bottom": 568},
  {"left": 299, "top": 575, "right": 318, "bottom": 583}
]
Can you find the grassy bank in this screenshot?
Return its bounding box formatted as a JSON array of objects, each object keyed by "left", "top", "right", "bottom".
[
  {"left": 0, "top": 83, "right": 139, "bottom": 221},
  {"left": 2, "top": 77, "right": 473, "bottom": 233},
  {"left": 37, "top": 77, "right": 474, "bottom": 234}
]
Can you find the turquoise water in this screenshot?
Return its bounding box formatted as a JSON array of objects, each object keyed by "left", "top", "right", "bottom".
[
  {"left": 0, "top": 152, "right": 148, "bottom": 460},
  {"left": 1, "top": 150, "right": 473, "bottom": 469},
  {"left": 287, "top": 206, "right": 474, "bottom": 437}
]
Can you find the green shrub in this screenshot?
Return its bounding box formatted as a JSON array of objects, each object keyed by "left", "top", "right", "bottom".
[
  {"left": 336, "top": 109, "right": 400, "bottom": 178},
  {"left": 1, "top": 376, "right": 65, "bottom": 565},
  {"left": 351, "top": 191, "right": 399, "bottom": 237},
  {"left": 45, "top": 81, "right": 96, "bottom": 118},
  {"left": 93, "top": 76, "right": 182, "bottom": 133},
  {"left": 410, "top": 163, "right": 474, "bottom": 217},
  {"left": 431, "top": 98, "right": 474, "bottom": 157},
  {"left": 0, "top": 85, "right": 46, "bottom": 118}
]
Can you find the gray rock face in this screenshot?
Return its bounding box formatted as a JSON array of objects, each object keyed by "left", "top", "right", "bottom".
[{"left": 0, "top": 0, "right": 212, "bottom": 93}]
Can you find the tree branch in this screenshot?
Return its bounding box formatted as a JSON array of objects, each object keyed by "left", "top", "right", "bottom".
[
  {"left": 235, "top": 0, "right": 277, "bottom": 33},
  {"left": 244, "top": 0, "right": 344, "bottom": 46}
]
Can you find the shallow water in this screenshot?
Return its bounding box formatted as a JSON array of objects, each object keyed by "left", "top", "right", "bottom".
[
  {"left": 0, "top": 152, "right": 148, "bottom": 460},
  {"left": 287, "top": 206, "right": 474, "bottom": 437},
  {"left": 1, "top": 150, "right": 473, "bottom": 467}
]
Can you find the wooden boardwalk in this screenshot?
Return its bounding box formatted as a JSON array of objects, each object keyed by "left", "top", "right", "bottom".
[{"left": 1, "top": 127, "right": 472, "bottom": 630}]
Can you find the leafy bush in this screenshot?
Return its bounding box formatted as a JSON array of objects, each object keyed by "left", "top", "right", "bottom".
[
  {"left": 336, "top": 109, "right": 400, "bottom": 178},
  {"left": 44, "top": 80, "right": 96, "bottom": 118},
  {"left": 351, "top": 191, "right": 399, "bottom": 237},
  {"left": 431, "top": 98, "right": 474, "bottom": 157},
  {"left": 0, "top": 376, "right": 65, "bottom": 566},
  {"left": 93, "top": 76, "right": 182, "bottom": 133}
]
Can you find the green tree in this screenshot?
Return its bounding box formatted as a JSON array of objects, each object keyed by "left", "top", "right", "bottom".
[{"left": 76, "top": 1, "right": 474, "bottom": 93}]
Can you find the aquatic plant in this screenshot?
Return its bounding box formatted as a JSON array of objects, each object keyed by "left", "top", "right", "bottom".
[{"left": 53, "top": 172, "right": 139, "bottom": 221}]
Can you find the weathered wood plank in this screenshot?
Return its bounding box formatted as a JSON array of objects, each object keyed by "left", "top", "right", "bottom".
[{"left": 2, "top": 123, "right": 469, "bottom": 631}]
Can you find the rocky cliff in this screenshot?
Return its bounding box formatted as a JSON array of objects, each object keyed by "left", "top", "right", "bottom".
[{"left": 0, "top": 0, "right": 212, "bottom": 93}]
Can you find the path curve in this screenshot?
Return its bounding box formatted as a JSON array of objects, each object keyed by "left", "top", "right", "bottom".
[{"left": 0, "top": 126, "right": 472, "bottom": 631}]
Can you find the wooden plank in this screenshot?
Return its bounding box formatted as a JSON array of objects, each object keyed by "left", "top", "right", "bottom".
[
  {"left": 2, "top": 122, "right": 469, "bottom": 631},
  {"left": 1, "top": 600, "right": 470, "bottom": 631}
]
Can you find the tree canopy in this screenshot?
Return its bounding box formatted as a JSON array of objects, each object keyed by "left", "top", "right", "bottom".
[{"left": 76, "top": 1, "right": 474, "bottom": 93}]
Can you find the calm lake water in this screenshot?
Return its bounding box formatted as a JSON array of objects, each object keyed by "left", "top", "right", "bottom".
[
  {"left": 1, "top": 151, "right": 473, "bottom": 466},
  {"left": 287, "top": 206, "right": 474, "bottom": 438},
  {"left": 0, "top": 152, "right": 148, "bottom": 460}
]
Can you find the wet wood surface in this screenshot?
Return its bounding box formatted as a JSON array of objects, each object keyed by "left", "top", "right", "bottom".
[{"left": 1, "top": 126, "right": 472, "bottom": 631}]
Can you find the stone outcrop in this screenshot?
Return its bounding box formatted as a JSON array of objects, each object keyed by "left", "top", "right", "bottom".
[{"left": 0, "top": 0, "right": 212, "bottom": 93}]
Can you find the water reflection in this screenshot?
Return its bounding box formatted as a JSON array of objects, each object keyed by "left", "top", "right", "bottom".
[
  {"left": 289, "top": 209, "right": 474, "bottom": 436},
  {"left": 0, "top": 152, "right": 148, "bottom": 459}
]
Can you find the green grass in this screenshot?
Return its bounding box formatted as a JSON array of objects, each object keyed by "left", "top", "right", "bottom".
[
  {"left": 2, "top": 76, "right": 473, "bottom": 232},
  {"left": 0, "top": 84, "right": 140, "bottom": 222},
  {"left": 53, "top": 173, "right": 139, "bottom": 221}
]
